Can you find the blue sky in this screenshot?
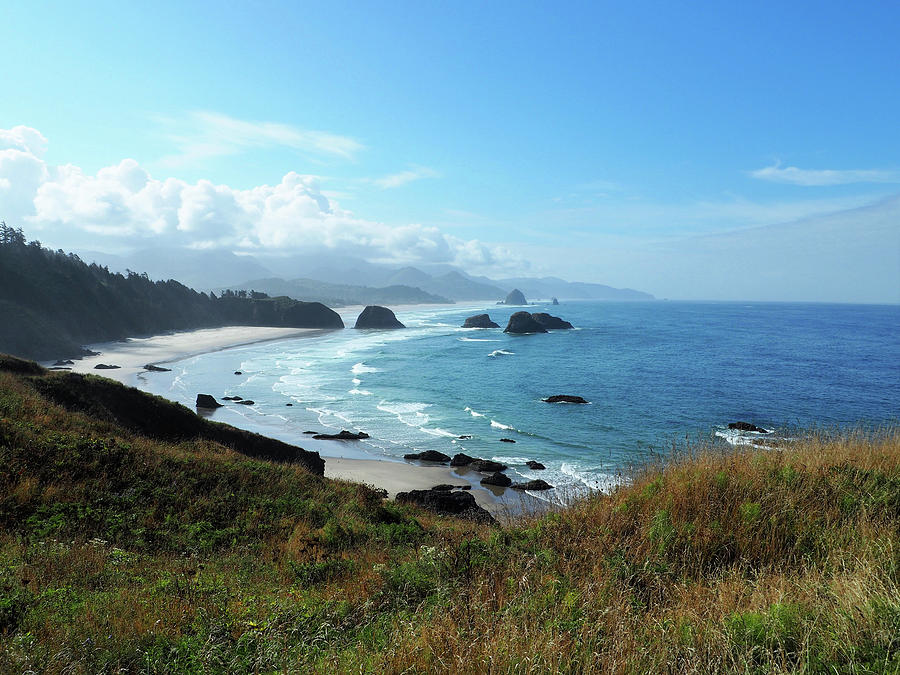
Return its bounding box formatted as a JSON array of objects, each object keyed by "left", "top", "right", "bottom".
[{"left": 1, "top": 1, "right": 898, "bottom": 301}]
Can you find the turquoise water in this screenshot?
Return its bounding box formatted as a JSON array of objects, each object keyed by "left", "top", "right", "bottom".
[{"left": 138, "top": 301, "right": 900, "bottom": 497}]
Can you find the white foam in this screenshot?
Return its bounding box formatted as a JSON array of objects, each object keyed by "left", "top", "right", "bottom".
[
  {"left": 348, "top": 388, "right": 373, "bottom": 396},
  {"left": 715, "top": 426, "right": 777, "bottom": 449},
  {"left": 458, "top": 337, "right": 500, "bottom": 342},
  {"left": 490, "top": 419, "right": 514, "bottom": 430},
  {"left": 422, "top": 427, "right": 458, "bottom": 438},
  {"left": 488, "top": 349, "right": 514, "bottom": 357},
  {"left": 351, "top": 362, "right": 378, "bottom": 374},
  {"left": 491, "top": 456, "right": 530, "bottom": 464},
  {"left": 465, "top": 406, "right": 486, "bottom": 417},
  {"left": 351, "top": 378, "right": 362, "bottom": 385}
]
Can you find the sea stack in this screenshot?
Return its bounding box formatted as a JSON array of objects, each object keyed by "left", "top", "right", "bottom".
[
  {"left": 503, "top": 288, "right": 528, "bottom": 305},
  {"left": 531, "top": 313, "right": 574, "bottom": 330},
  {"left": 462, "top": 313, "right": 500, "bottom": 328},
  {"left": 504, "top": 311, "right": 548, "bottom": 334},
  {"left": 354, "top": 305, "right": 405, "bottom": 329}
]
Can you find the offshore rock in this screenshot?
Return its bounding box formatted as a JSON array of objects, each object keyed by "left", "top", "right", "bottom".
[
  {"left": 552, "top": 297, "right": 559, "bottom": 305},
  {"left": 503, "top": 288, "right": 528, "bottom": 305},
  {"left": 354, "top": 305, "right": 405, "bottom": 329},
  {"left": 403, "top": 450, "right": 452, "bottom": 463},
  {"left": 94, "top": 363, "right": 120, "bottom": 370},
  {"left": 470, "top": 459, "right": 508, "bottom": 473},
  {"left": 526, "top": 460, "right": 546, "bottom": 470},
  {"left": 511, "top": 479, "right": 554, "bottom": 491},
  {"left": 450, "top": 452, "right": 476, "bottom": 467},
  {"left": 543, "top": 395, "right": 589, "bottom": 404},
  {"left": 143, "top": 364, "right": 171, "bottom": 372},
  {"left": 431, "top": 484, "right": 471, "bottom": 491},
  {"left": 480, "top": 471, "right": 512, "bottom": 487},
  {"left": 313, "top": 430, "right": 370, "bottom": 440},
  {"left": 531, "top": 313, "right": 574, "bottom": 330},
  {"left": 504, "top": 311, "right": 548, "bottom": 334},
  {"left": 195, "top": 394, "right": 222, "bottom": 409},
  {"left": 462, "top": 313, "right": 500, "bottom": 328},
  {"left": 729, "top": 421, "right": 770, "bottom": 433}
]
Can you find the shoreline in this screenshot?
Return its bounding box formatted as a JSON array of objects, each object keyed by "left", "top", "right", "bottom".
[{"left": 45, "top": 316, "right": 549, "bottom": 518}]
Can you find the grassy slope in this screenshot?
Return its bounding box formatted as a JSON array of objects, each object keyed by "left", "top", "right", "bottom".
[{"left": 1, "top": 357, "right": 898, "bottom": 672}]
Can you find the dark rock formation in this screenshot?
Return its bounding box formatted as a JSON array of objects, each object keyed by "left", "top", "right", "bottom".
[
  {"left": 313, "top": 429, "right": 370, "bottom": 440},
  {"left": 470, "top": 459, "right": 508, "bottom": 473},
  {"left": 222, "top": 396, "right": 243, "bottom": 401},
  {"left": 552, "top": 297, "right": 559, "bottom": 305},
  {"left": 543, "top": 395, "right": 589, "bottom": 404},
  {"left": 303, "top": 430, "right": 318, "bottom": 435},
  {"left": 458, "top": 435, "right": 472, "bottom": 440},
  {"left": 526, "top": 460, "right": 546, "bottom": 470},
  {"left": 504, "top": 311, "right": 548, "bottom": 334},
  {"left": 94, "top": 363, "right": 120, "bottom": 370},
  {"left": 234, "top": 371, "right": 242, "bottom": 375},
  {"left": 396, "top": 489, "right": 496, "bottom": 524},
  {"left": 354, "top": 305, "right": 405, "bottom": 329},
  {"left": 531, "top": 313, "right": 573, "bottom": 330},
  {"left": 728, "top": 421, "right": 770, "bottom": 433},
  {"left": 285, "top": 403, "right": 293, "bottom": 406},
  {"left": 53, "top": 359, "right": 74, "bottom": 366},
  {"left": 462, "top": 313, "right": 500, "bottom": 328},
  {"left": 450, "top": 452, "right": 476, "bottom": 467},
  {"left": 431, "top": 484, "right": 471, "bottom": 491},
  {"left": 481, "top": 471, "right": 512, "bottom": 487},
  {"left": 500, "top": 438, "right": 516, "bottom": 443},
  {"left": 511, "top": 479, "right": 554, "bottom": 491},
  {"left": 195, "top": 394, "right": 222, "bottom": 409},
  {"left": 503, "top": 288, "right": 528, "bottom": 305},
  {"left": 143, "top": 364, "right": 171, "bottom": 372},
  {"left": 235, "top": 400, "right": 255, "bottom": 405},
  {"left": 403, "top": 450, "right": 452, "bottom": 463}
]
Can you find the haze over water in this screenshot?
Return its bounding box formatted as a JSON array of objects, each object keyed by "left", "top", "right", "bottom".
[{"left": 138, "top": 301, "right": 900, "bottom": 498}]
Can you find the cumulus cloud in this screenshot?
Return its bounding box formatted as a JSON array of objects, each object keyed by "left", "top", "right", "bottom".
[
  {"left": 0, "top": 125, "right": 523, "bottom": 273},
  {"left": 751, "top": 163, "right": 900, "bottom": 186},
  {"left": 373, "top": 166, "right": 439, "bottom": 189},
  {"left": 157, "top": 111, "right": 364, "bottom": 167}
]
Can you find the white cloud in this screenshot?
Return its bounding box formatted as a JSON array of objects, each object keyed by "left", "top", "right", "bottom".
[
  {"left": 157, "top": 111, "right": 364, "bottom": 167},
  {"left": 373, "top": 166, "right": 439, "bottom": 189},
  {"left": 0, "top": 125, "right": 522, "bottom": 273},
  {"left": 750, "top": 163, "right": 900, "bottom": 186}
]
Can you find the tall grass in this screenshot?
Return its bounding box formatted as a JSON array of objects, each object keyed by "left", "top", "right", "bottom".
[{"left": 1, "top": 360, "right": 898, "bottom": 672}]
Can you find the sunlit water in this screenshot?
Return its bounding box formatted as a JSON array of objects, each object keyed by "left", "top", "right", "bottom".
[{"left": 137, "top": 301, "right": 900, "bottom": 499}]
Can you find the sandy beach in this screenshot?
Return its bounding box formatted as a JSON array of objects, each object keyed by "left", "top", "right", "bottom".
[{"left": 43, "top": 320, "right": 545, "bottom": 518}]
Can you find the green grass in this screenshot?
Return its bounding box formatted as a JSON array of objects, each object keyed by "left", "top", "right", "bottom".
[{"left": 1, "top": 354, "right": 899, "bottom": 672}]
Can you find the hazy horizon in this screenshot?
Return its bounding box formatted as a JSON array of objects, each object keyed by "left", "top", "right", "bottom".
[{"left": 1, "top": 2, "right": 898, "bottom": 303}]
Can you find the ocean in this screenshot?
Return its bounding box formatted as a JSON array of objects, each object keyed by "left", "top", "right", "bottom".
[{"left": 136, "top": 301, "right": 900, "bottom": 499}]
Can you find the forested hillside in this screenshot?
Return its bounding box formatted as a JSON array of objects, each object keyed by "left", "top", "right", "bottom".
[{"left": 0, "top": 224, "right": 343, "bottom": 360}]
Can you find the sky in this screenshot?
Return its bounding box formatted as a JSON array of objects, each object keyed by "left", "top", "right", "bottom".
[{"left": 1, "top": 0, "right": 898, "bottom": 302}]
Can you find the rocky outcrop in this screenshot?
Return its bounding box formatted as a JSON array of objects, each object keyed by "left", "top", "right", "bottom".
[
  {"left": 312, "top": 430, "right": 370, "bottom": 440},
  {"left": 462, "top": 314, "right": 500, "bottom": 328},
  {"left": 551, "top": 297, "right": 559, "bottom": 305},
  {"left": 403, "top": 450, "right": 452, "bottom": 463},
  {"left": 470, "top": 459, "right": 508, "bottom": 473},
  {"left": 526, "top": 460, "right": 546, "bottom": 470},
  {"left": 531, "top": 313, "right": 573, "bottom": 330},
  {"left": 728, "top": 421, "right": 770, "bottom": 433},
  {"left": 354, "top": 306, "right": 405, "bottom": 329},
  {"left": 396, "top": 489, "right": 496, "bottom": 524},
  {"left": 196, "top": 394, "right": 222, "bottom": 409},
  {"left": 143, "top": 364, "right": 171, "bottom": 372},
  {"left": 511, "top": 479, "right": 554, "bottom": 491},
  {"left": 53, "top": 359, "right": 74, "bottom": 366},
  {"left": 504, "top": 311, "right": 548, "bottom": 334},
  {"left": 503, "top": 289, "right": 528, "bottom": 305},
  {"left": 432, "top": 484, "right": 471, "bottom": 491},
  {"left": 94, "top": 363, "right": 120, "bottom": 370},
  {"left": 500, "top": 438, "right": 516, "bottom": 443},
  {"left": 450, "top": 453, "right": 476, "bottom": 467},
  {"left": 234, "top": 371, "right": 242, "bottom": 375},
  {"left": 543, "top": 395, "right": 589, "bottom": 404},
  {"left": 481, "top": 471, "right": 512, "bottom": 487},
  {"left": 235, "top": 400, "right": 255, "bottom": 405}
]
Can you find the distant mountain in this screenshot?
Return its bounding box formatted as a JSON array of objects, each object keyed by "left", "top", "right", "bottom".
[
  {"left": 223, "top": 277, "right": 452, "bottom": 306},
  {"left": 494, "top": 276, "right": 654, "bottom": 301},
  {"left": 418, "top": 271, "right": 507, "bottom": 301}
]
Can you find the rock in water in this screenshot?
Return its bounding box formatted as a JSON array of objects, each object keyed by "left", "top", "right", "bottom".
[
  {"left": 728, "top": 421, "right": 769, "bottom": 433},
  {"left": 499, "top": 438, "right": 516, "bottom": 443},
  {"left": 403, "top": 450, "right": 452, "bottom": 463},
  {"left": 462, "top": 313, "right": 500, "bottom": 328},
  {"left": 450, "top": 452, "right": 476, "bottom": 467},
  {"left": 551, "top": 297, "right": 559, "bottom": 305},
  {"left": 526, "top": 460, "right": 546, "bottom": 470},
  {"left": 511, "top": 479, "right": 554, "bottom": 491},
  {"left": 503, "top": 288, "right": 528, "bottom": 305},
  {"left": 143, "top": 364, "right": 171, "bottom": 372},
  {"left": 94, "top": 363, "right": 120, "bottom": 370},
  {"left": 396, "top": 489, "right": 496, "bottom": 524},
  {"left": 354, "top": 305, "right": 405, "bottom": 329},
  {"left": 196, "top": 394, "right": 223, "bottom": 409},
  {"left": 431, "top": 484, "right": 471, "bottom": 491},
  {"left": 470, "top": 459, "right": 508, "bottom": 472},
  {"left": 313, "top": 430, "right": 371, "bottom": 440},
  {"left": 504, "top": 311, "right": 548, "bottom": 334},
  {"left": 531, "top": 313, "right": 574, "bottom": 329},
  {"left": 543, "top": 395, "right": 589, "bottom": 404},
  {"left": 235, "top": 400, "right": 255, "bottom": 405},
  {"left": 481, "top": 471, "right": 512, "bottom": 487}
]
